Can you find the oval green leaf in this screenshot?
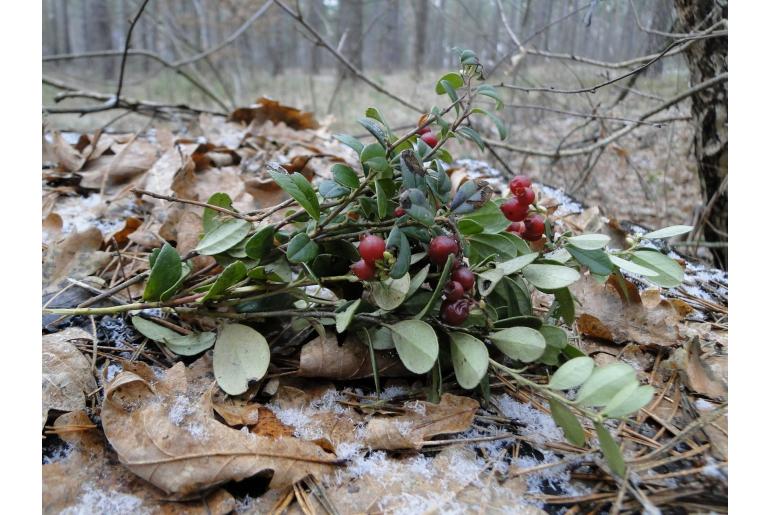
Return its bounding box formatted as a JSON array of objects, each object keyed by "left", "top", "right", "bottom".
[
  {"left": 131, "top": 317, "right": 215, "bottom": 356},
  {"left": 143, "top": 243, "right": 182, "bottom": 301},
  {"left": 567, "top": 233, "right": 610, "bottom": 250},
  {"left": 435, "top": 72, "right": 463, "bottom": 94},
  {"left": 608, "top": 255, "right": 659, "bottom": 277},
  {"left": 195, "top": 218, "right": 251, "bottom": 256},
  {"left": 488, "top": 326, "right": 546, "bottom": 363},
  {"left": 213, "top": 323, "right": 270, "bottom": 395},
  {"left": 548, "top": 356, "right": 594, "bottom": 390},
  {"left": 575, "top": 362, "right": 637, "bottom": 407},
  {"left": 550, "top": 400, "right": 585, "bottom": 447},
  {"left": 603, "top": 383, "right": 655, "bottom": 418},
  {"left": 522, "top": 264, "right": 580, "bottom": 290},
  {"left": 203, "top": 260, "right": 247, "bottom": 301},
  {"left": 449, "top": 332, "right": 489, "bottom": 389},
  {"left": 286, "top": 232, "right": 320, "bottom": 264},
  {"left": 389, "top": 319, "right": 439, "bottom": 374},
  {"left": 630, "top": 250, "right": 684, "bottom": 287},
  {"left": 371, "top": 274, "right": 411, "bottom": 310},
  {"left": 643, "top": 225, "right": 693, "bottom": 239},
  {"left": 594, "top": 422, "right": 626, "bottom": 477}
]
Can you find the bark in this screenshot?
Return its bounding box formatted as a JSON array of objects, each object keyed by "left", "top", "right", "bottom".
[
  {"left": 413, "top": 0, "right": 428, "bottom": 77},
  {"left": 674, "top": 0, "right": 728, "bottom": 268},
  {"left": 338, "top": 0, "right": 364, "bottom": 72}
]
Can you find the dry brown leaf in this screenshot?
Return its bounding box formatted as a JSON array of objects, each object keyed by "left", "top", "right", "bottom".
[
  {"left": 199, "top": 113, "right": 249, "bottom": 148},
  {"left": 42, "top": 227, "right": 111, "bottom": 294},
  {"left": 79, "top": 137, "right": 160, "bottom": 189},
  {"left": 43, "top": 411, "right": 235, "bottom": 514},
  {"left": 101, "top": 357, "right": 340, "bottom": 496},
  {"left": 107, "top": 216, "right": 142, "bottom": 245},
  {"left": 362, "top": 393, "right": 479, "bottom": 450},
  {"left": 664, "top": 338, "right": 727, "bottom": 400},
  {"left": 297, "top": 335, "right": 410, "bottom": 380},
  {"left": 51, "top": 131, "right": 86, "bottom": 172},
  {"left": 211, "top": 385, "right": 261, "bottom": 426},
  {"left": 571, "top": 274, "right": 685, "bottom": 346},
  {"left": 42, "top": 328, "right": 98, "bottom": 428},
  {"left": 230, "top": 97, "right": 319, "bottom": 130},
  {"left": 42, "top": 212, "right": 63, "bottom": 246}
]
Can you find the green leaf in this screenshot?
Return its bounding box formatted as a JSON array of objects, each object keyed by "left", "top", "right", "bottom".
[
  {"left": 548, "top": 356, "right": 595, "bottom": 390},
  {"left": 244, "top": 225, "right": 276, "bottom": 262},
  {"left": 390, "top": 231, "right": 411, "bottom": 280},
  {"left": 362, "top": 326, "right": 395, "bottom": 350},
  {"left": 332, "top": 164, "right": 360, "bottom": 189},
  {"left": 457, "top": 219, "right": 484, "bottom": 235},
  {"left": 566, "top": 245, "right": 614, "bottom": 276},
  {"left": 474, "top": 108, "right": 507, "bottom": 140},
  {"left": 467, "top": 233, "right": 519, "bottom": 264},
  {"left": 489, "top": 327, "right": 546, "bottom": 363},
  {"left": 195, "top": 218, "right": 251, "bottom": 256},
  {"left": 203, "top": 261, "right": 247, "bottom": 301},
  {"left": 522, "top": 264, "right": 580, "bottom": 290},
  {"left": 476, "top": 84, "right": 503, "bottom": 110},
  {"left": 202, "top": 192, "right": 234, "bottom": 233},
  {"left": 286, "top": 232, "right": 319, "bottom": 264},
  {"left": 456, "top": 126, "right": 485, "bottom": 150},
  {"left": 357, "top": 118, "right": 389, "bottom": 150},
  {"left": 268, "top": 168, "right": 321, "bottom": 221},
  {"left": 365, "top": 107, "right": 388, "bottom": 129},
  {"left": 143, "top": 243, "right": 182, "bottom": 301},
  {"left": 335, "top": 299, "right": 361, "bottom": 333},
  {"left": 603, "top": 383, "right": 655, "bottom": 418},
  {"left": 213, "top": 323, "right": 270, "bottom": 395},
  {"left": 630, "top": 250, "right": 684, "bottom": 287},
  {"left": 550, "top": 400, "right": 585, "bottom": 447},
  {"left": 477, "top": 253, "right": 539, "bottom": 296},
  {"left": 458, "top": 201, "right": 510, "bottom": 235},
  {"left": 131, "top": 317, "right": 215, "bottom": 356},
  {"left": 389, "top": 319, "right": 439, "bottom": 374},
  {"left": 375, "top": 179, "right": 388, "bottom": 219},
  {"left": 594, "top": 422, "right": 626, "bottom": 477},
  {"left": 576, "top": 363, "right": 637, "bottom": 407},
  {"left": 554, "top": 288, "right": 575, "bottom": 324},
  {"left": 435, "top": 72, "right": 464, "bottom": 94},
  {"left": 540, "top": 325, "right": 568, "bottom": 350},
  {"left": 567, "top": 234, "right": 611, "bottom": 250},
  {"left": 449, "top": 332, "right": 489, "bottom": 389},
  {"left": 407, "top": 264, "right": 430, "bottom": 298},
  {"left": 440, "top": 79, "right": 460, "bottom": 105},
  {"left": 643, "top": 225, "right": 693, "bottom": 239},
  {"left": 371, "top": 273, "right": 411, "bottom": 310},
  {"left": 318, "top": 180, "right": 349, "bottom": 198},
  {"left": 334, "top": 133, "right": 364, "bottom": 155},
  {"left": 608, "top": 255, "right": 659, "bottom": 277},
  {"left": 415, "top": 253, "right": 454, "bottom": 320}
]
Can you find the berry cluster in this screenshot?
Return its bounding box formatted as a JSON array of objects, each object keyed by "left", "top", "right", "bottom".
[
  {"left": 500, "top": 175, "right": 545, "bottom": 241},
  {"left": 351, "top": 234, "right": 386, "bottom": 280},
  {"left": 417, "top": 125, "right": 439, "bottom": 148},
  {"left": 426, "top": 235, "right": 477, "bottom": 326}
]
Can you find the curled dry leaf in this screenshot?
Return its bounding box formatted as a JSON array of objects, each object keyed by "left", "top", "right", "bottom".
[
  {"left": 230, "top": 97, "right": 319, "bottom": 131},
  {"left": 42, "top": 227, "right": 112, "bottom": 294},
  {"left": 79, "top": 136, "right": 160, "bottom": 189},
  {"left": 571, "top": 274, "right": 685, "bottom": 346},
  {"left": 363, "top": 393, "right": 479, "bottom": 450},
  {"left": 210, "top": 384, "right": 261, "bottom": 426},
  {"left": 297, "top": 335, "right": 410, "bottom": 380},
  {"left": 41, "top": 327, "right": 98, "bottom": 428},
  {"left": 51, "top": 131, "right": 86, "bottom": 172},
  {"left": 42, "top": 212, "right": 63, "bottom": 246},
  {"left": 663, "top": 337, "right": 727, "bottom": 400},
  {"left": 101, "top": 357, "right": 340, "bottom": 496},
  {"left": 43, "top": 411, "right": 235, "bottom": 514}
]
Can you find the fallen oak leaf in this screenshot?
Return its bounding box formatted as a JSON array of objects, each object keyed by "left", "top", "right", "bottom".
[{"left": 101, "top": 358, "right": 341, "bottom": 496}]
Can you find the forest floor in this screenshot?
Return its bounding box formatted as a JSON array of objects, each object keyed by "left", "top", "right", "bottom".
[{"left": 42, "top": 91, "right": 726, "bottom": 513}]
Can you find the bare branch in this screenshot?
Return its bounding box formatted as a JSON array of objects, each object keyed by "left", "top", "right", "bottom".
[
  {"left": 272, "top": 0, "right": 423, "bottom": 114},
  {"left": 485, "top": 73, "right": 728, "bottom": 158}
]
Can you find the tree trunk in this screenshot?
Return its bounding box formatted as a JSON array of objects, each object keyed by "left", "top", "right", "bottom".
[
  {"left": 413, "top": 0, "right": 428, "bottom": 77},
  {"left": 338, "top": 0, "right": 363, "bottom": 72},
  {"left": 674, "top": 0, "right": 728, "bottom": 268}
]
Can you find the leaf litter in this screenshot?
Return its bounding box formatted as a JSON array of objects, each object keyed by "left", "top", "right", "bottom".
[{"left": 41, "top": 101, "right": 727, "bottom": 513}]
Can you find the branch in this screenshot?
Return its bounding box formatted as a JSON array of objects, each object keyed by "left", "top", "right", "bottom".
[
  {"left": 115, "top": 0, "right": 150, "bottom": 103},
  {"left": 272, "top": 0, "right": 423, "bottom": 114},
  {"left": 485, "top": 73, "right": 728, "bottom": 158}
]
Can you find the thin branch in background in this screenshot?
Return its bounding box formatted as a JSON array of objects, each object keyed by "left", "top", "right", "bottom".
[{"left": 272, "top": 0, "right": 423, "bottom": 114}]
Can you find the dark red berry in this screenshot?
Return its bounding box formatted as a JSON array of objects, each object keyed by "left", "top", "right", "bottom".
[
  {"left": 420, "top": 132, "right": 439, "bottom": 148},
  {"left": 518, "top": 187, "right": 536, "bottom": 205},
  {"left": 394, "top": 207, "right": 406, "bottom": 217},
  {"left": 444, "top": 281, "right": 465, "bottom": 301},
  {"left": 522, "top": 215, "right": 545, "bottom": 241},
  {"left": 441, "top": 299, "right": 470, "bottom": 326},
  {"left": 351, "top": 259, "right": 376, "bottom": 280},
  {"left": 506, "top": 221, "right": 525, "bottom": 235},
  {"left": 359, "top": 234, "right": 386, "bottom": 265},
  {"left": 416, "top": 125, "right": 432, "bottom": 135},
  {"left": 508, "top": 175, "right": 532, "bottom": 196},
  {"left": 500, "top": 197, "right": 529, "bottom": 222},
  {"left": 429, "top": 235, "right": 459, "bottom": 266},
  {"left": 451, "top": 267, "right": 475, "bottom": 292}
]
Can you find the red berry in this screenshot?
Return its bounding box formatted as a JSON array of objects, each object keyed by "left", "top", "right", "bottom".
[
  {"left": 441, "top": 299, "right": 470, "bottom": 326},
  {"left": 444, "top": 281, "right": 465, "bottom": 301},
  {"left": 420, "top": 132, "right": 439, "bottom": 148},
  {"left": 394, "top": 207, "right": 406, "bottom": 217},
  {"left": 500, "top": 197, "right": 529, "bottom": 222},
  {"left": 351, "top": 259, "right": 376, "bottom": 280},
  {"left": 358, "top": 234, "right": 386, "bottom": 265},
  {"left": 518, "top": 187, "right": 536, "bottom": 205},
  {"left": 522, "top": 215, "right": 545, "bottom": 241},
  {"left": 429, "top": 235, "right": 459, "bottom": 266},
  {"left": 416, "top": 125, "right": 432, "bottom": 135},
  {"left": 451, "top": 267, "right": 475, "bottom": 292},
  {"left": 506, "top": 221, "right": 525, "bottom": 235},
  {"left": 508, "top": 175, "right": 532, "bottom": 196}
]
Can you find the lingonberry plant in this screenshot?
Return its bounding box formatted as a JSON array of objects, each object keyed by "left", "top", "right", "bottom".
[{"left": 45, "top": 49, "right": 692, "bottom": 478}]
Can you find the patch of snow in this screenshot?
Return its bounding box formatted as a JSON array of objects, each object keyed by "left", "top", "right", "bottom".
[
  {"left": 702, "top": 456, "right": 727, "bottom": 481},
  {"left": 495, "top": 394, "right": 563, "bottom": 443},
  {"left": 380, "top": 385, "right": 410, "bottom": 400},
  {"left": 185, "top": 422, "right": 209, "bottom": 440},
  {"left": 694, "top": 398, "right": 715, "bottom": 411},
  {"left": 266, "top": 388, "right": 352, "bottom": 441},
  {"left": 404, "top": 400, "right": 426, "bottom": 416},
  {"left": 394, "top": 420, "right": 413, "bottom": 436},
  {"left": 43, "top": 442, "right": 73, "bottom": 464},
  {"left": 539, "top": 184, "right": 584, "bottom": 216},
  {"left": 168, "top": 395, "right": 195, "bottom": 426},
  {"left": 60, "top": 483, "right": 148, "bottom": 515}
]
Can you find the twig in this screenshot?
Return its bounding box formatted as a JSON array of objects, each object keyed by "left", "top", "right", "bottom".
[{"left": 272, "top": 0, "right": 422, "bottom": 113}]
